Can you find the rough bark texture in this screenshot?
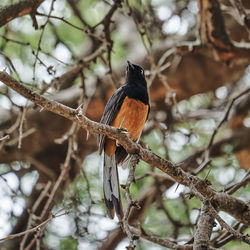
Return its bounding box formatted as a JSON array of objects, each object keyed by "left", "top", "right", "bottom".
[
  {"left": 0, "top": 0, "right": 44, "bottom": 27},
  {"left": 193, "top": 204, "right": 214, "bottom": 250}
]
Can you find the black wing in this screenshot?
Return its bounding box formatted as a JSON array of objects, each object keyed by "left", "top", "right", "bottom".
[{"left": 98, "top": 86, "right": 127, "bottom": 154}]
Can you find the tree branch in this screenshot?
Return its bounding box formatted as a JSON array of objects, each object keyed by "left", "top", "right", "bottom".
[
  {"left": 0, "top": 211, "right": 68, "bottom": 242},
  {"left": 0, "top": 71, "right": 249, "bottom": 228},
  {"left": 122, "top": 155, "right": 140, "bottom": 249},
  {"left": 0, "top": 0, "right": 44, "bottom": 27},
  {"left": 214, "top": 193, "right": 250, "bottom": 226},
  {"left": 129, "top": 226, "right": 192, "bottom": 249},
  {"left": 193, "top": 203, "right": 214, "bottom": 250}
]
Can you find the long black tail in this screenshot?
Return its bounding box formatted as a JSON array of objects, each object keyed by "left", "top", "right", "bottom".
[{"left": 103, "top": 152, "right": 123, "bottom": 220}]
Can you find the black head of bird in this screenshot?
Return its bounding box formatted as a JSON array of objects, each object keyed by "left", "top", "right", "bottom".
[{"left": 126, "top": 60, "right": 147, "bottom": 87}]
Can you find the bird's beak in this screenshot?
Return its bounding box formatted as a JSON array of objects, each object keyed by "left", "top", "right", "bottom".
[{"left": 127, "top": 60, "right": 134, "bottom": 70}]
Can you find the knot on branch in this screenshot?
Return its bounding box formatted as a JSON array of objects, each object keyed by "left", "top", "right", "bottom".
[{"left": 131, "top": 200, "right": 141, "bottom": 210}]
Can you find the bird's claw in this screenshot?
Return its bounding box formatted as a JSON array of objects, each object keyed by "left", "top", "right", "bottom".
[{"left": 117, "top": 127, "right": 127, "bottom": 133}]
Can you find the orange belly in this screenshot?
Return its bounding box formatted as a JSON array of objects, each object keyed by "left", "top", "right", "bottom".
[{"left": 105, "top": 97, "right": 148, "bottom": 156}]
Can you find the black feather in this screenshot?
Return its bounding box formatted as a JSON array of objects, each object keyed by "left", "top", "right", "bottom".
[{"left": 98, "top": 88, "right": 126, "bottom": 154}]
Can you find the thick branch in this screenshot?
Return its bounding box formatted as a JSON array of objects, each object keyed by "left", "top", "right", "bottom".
[
  {"left": 0, "top": 71, "right": 249, "bottom": 228},
  {"left": 214, "top": 193, "right": 250, "bottom": 226},
  {"left": 0, "top": 0, "right": 44, "bottom": 27},
  {"left": 193, "top": 203, "right": 214, "bottom": 250}
]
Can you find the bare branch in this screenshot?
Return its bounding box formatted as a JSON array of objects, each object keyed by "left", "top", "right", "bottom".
[
  {"left": 0, "top": 134, "right": 9, "bottom": 141},
  {"left": 193, "top": 203, "right": 214, "bottom": 250},
  {"left": 129, "top": 226, "right": 193, "bottom": 249},
  {"left": 226, "top": 170, "right": 250, "bottom": 194},
  {"left": 208, "top": 202, "right": 250, "bottom": 244},
  {"left": 195, "top": 87, "right": 250, "bottom": 174},
  {"left": 189, "top": 184, "right": 250, "bottom": 245},
  {"left": 0, "top": 71, "right": 249, "bottom": 228},
  {"left": 0, "top": 0, "right": 44, "bottom": 27},
  {"left": 122, "top": 155, "right": 140, "bottom": 249},
  {"left": 20, "top": 181, "right": 52, "bottom": 249},
  {"left": 0, "top": 211, "right": 69, "bottom": 243}
]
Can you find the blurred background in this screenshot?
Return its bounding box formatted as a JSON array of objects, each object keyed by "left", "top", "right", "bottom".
[{"left": 0, "top": 0, "right": 250, "bottom": 249}]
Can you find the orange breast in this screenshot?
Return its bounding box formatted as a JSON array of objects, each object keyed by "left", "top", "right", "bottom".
[{"left": 105, "top": 97, "right": 148, "bottom": 156}]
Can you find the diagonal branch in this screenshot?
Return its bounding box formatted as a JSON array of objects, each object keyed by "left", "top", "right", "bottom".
[
  {"left": 0, "top": 71, "right": 249, "bottom": 227},
  {"left": 0, "top": 211, "right": 69, "bottom": 242},
  {"left": 0, "top": 0, "right": 44, "bottom": 27}
]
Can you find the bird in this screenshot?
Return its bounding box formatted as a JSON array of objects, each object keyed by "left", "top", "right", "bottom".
[{"left": 98, "top": 61, "right": 150, "bottom": 220}]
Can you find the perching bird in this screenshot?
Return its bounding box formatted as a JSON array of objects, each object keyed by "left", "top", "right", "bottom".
[{"left": 98, "top": 61, "right": 150, "bottom": 220}]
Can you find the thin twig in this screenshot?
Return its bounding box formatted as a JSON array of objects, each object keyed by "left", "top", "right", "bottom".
[
  {"left": 40, "top": 137, "right": 74, "bottom": 220},
  {"left": 33, "top": 0, "right": 56, "bottom": 79},
  {"left": 20, "top": 181, "right": 52, "bottom": 249},
  {"left": 0, "top": 134, "right": 9, "bottom": 141},
  {"left": 226, "top": 170, "right": 250, "bottom": 194},
  {"left": 0, "top": 211, "right": 69, "bottom": 242},
  {"left": 18, "top": 107, "right": 27, "bottom": 148},
  {"left": 213, "top": 222, "right": 246, "bottom": 248},
  {"left": 195, "top": 87, "right": 250, "bottom": 175}
]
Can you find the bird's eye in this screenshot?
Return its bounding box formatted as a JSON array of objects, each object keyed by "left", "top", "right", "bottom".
[{"left": 141, "top": 69, "right": 144, "bottom": 75}]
